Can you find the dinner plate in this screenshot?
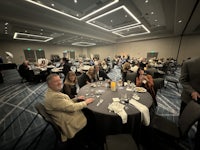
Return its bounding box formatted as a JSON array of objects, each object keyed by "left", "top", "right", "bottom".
[{"left": 134, "top": 87, "right": 147, "bottom": 93}]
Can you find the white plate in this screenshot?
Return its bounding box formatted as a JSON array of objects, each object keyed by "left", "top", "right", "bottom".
[{"left": 134, "top": 87, "right": 147, "bottom": 93}]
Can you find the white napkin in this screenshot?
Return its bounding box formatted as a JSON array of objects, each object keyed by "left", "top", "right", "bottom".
[
  {"left": 126, "top": 87, "right": 132, "bottom": 91},
  {"left": 129, "top": 99, "right": 150, "bottom": 126},
  {"left": 132, "top": 94, "right": 140, "bottom": 100},
  {"left": 108, "top": 102, "right": 127, "bottom": 124},
  {"left": 112, "top": 98, "right": 120, "bottom": 102}
]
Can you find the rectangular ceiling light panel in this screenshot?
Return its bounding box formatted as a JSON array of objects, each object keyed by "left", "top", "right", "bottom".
[
  {"left": 72, "top": 42, "right": 96, "bottom": 47},
  {"left": 112, "top": 25, "right": 150, "bottom": 37},
  {"left": 25, "top": 0, "right": 119, "bottom": 20},
  {"left": 13, "top": 32, "right": 53, "bottom": 42},
  {"left": 86, "top": 5, "right": 141, "bottom": 31}
]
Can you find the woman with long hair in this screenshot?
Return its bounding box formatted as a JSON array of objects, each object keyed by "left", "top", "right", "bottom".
[
  {"left": 136, "top": 67, "right": 157, "bottom": 106},
  {"left": 63, "top": 71, "right": 79, "bottom": 99}
]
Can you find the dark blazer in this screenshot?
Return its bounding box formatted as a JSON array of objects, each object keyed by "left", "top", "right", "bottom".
[
  {"left": 78, "top": 73, "right": 94, "bottom": 88},
  {"left": 63, "top": 62, "right": 71, "bottom": 77},
  {"left": 98, "top": 70, "right": 110, "bottom": 80},
  {"left": 179, "top": 57, "right": 200, "bottom": 103},
  {"left": 63, "top": 84, "right": 77, "bottom": 99}
]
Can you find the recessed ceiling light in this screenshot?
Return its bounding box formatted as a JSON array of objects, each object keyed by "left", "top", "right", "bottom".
[
  {"left": 86, "top": 5, "right": 141, "bottom": 32},
  {"left": 25, "top": 0, "right": 119, "bottom": 20},
  {"left": 74, "top": 0, "right": 78, "bottom": 4},
  {"left": 13, "top": 32, "right": 53, "bottom": 42},
  {"left": 112, "top": 24, "right": 150, "bottom": 37},
  {"left": 151, "top": 11, "right": 154, "bottom": 15},
  {"left": 110, "top": 20, "right": 113, "bottom": 22},
  {"left": 125, "top": 15, "right": 128, "bottom": 17},
  {"left": 145, "top": 0, "right": 149, "bottom": 3},
  {"left": 154, "top": 19, "right": 158, "bottom": 22},
  {"left": 178, "top": 20, "right": 182, "bottom": 23},
  {"left": 72, "top": 42, "right": 96, "bottom": 47},
  {"left": 51, "top": 3, "right": 54, "bottom": 7}
]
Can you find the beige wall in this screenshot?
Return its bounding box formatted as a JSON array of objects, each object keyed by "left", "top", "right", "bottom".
[
  {"left": 87, "top": 44, "right": 117, "bottom": 59},
  {"left": 1, "top": 34, "right": 200, "bottom": 65},
  {"left": 88, "top": 37, "right": 180, "bottom": 61},
  {"left": 88, "top": 35, "right": 200, "bottom": 64},
  {"left": 0, "top": 41, "right": 82, "bottom": 64}
]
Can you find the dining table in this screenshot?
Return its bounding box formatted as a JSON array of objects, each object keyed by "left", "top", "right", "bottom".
[{"left": 78, "top": 81, "right": 153, "bottom": 141}]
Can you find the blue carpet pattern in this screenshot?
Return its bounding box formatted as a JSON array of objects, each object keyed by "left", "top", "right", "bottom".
[{"left": 0, "top": 67, "right": 194, "bottom": 150}]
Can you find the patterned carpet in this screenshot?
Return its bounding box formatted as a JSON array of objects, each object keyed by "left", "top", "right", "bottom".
[{"left": 0, "top": 67, "right": 193, "bottom": 150}]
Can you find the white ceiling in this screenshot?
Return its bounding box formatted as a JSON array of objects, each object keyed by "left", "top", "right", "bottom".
[{"left": 0, "top": 0, "right": 200, "bottom": 47}]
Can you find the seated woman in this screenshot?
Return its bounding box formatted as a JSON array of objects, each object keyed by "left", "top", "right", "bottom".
[
  {"left": 121, "top": 62, "right": 131, "bottom": 82},
  {"left": 79, "top": 67, "right": 96, "bottom": 88},
  {"left": 135, "top": 67, "right": 157, "bottom": 106},
  {"left": 63, "top": 71, "right": 79, "bottom": 99}
]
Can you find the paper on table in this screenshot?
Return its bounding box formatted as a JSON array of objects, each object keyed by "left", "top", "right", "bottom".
[{"left": 132, "top": 94, "right": 140, "bottom": 100}]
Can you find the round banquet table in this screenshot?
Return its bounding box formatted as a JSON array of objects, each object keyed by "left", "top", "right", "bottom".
[{"left": 78, "top": 82, "right": 153, "bottom": 141}]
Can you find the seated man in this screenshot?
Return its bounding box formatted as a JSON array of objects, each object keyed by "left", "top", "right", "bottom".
[
  {"left": 44, "top": 74, "right": 94, "bottom": 142},
  {"left": 18, "top": 60, "right": 33, "bottom": 82}
]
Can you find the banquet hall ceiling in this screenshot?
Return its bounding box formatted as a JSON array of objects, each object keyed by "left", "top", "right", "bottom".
[{"left": 0, "top": 0, "right": 200, "bottom": 47}]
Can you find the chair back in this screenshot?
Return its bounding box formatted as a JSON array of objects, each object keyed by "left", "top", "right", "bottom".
[
  {"left": 126, "top": 72, "right": 137, "bottom": 83},
  {"left": 35, "top": 102, "right": 62, "bottom": 141},
  {"left": 77, "top": 73, "right": 86, "bottom": 88},
  {"left": 105, "top": 134, "right": 138, "bottom": 150},
  {"left": 179, "top": 101, "right": 200, "bottom": 137}
]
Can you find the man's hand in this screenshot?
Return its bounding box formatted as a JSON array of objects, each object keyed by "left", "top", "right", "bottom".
[
  {"left": 191, "top": 91, "right": 200, "bottom": 100},
  {"left": 85, "top": 98, "right": 94, "bottom": 104},
  {"left": 77, "top": 95, "right": 85, "bottom": 100}
]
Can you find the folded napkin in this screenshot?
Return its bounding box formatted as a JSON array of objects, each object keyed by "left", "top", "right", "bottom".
[
  {"left": 108, "top": 102, "right": 127, "bottom": 124},
  {"left": 112, "top": 98, "right": 120, "bottom": 102},
  {"left": 129, "top": 99, "right": 150, "bottom": 126},
  {"left": 132, "top": 94, "right": 140, "bottom": 100}
]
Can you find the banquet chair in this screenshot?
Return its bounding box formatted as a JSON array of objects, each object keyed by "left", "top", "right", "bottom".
[
  {"left": 149, "top": 100, "right": 200, "bottom": 149},
  {"left": 35, "top": 103, "right": 87, "bottom": 150},
  {"left": 77, "top": 73, "right": 86, "bottom": 88},
  {"left": 34, "top": 102, "right": 63, "bottom": 149},
  {"left": 105, "top": 134, "right": 138, "bottom": 150},
  {"left": 165, "top": 76, "right": 179, "bottom": 92},
  {"left": 126, "top": 72, "right": 137, "bottom": 83}
]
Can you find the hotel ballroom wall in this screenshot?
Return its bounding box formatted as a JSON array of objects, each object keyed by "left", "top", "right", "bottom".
[{"left": 0, "top": 34, "right": 200, "bottom": 64}]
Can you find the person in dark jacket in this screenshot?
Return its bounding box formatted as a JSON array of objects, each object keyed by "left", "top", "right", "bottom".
[
  {"left": 18, "top": 60, "right": 33, "bottom": 82},
  {"left": 62, "top": 58, "right": 71, "bottom": 79},
  {"left": 179, "top": 57, "right": 200, "bottom": 150},
  {"left": 94, "top": 65, "right": 110, "bottom": 81}
]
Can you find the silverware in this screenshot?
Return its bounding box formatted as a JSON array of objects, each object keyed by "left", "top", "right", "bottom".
[{"left": 96, "top": 99, "right": 104, "bottom": 106}]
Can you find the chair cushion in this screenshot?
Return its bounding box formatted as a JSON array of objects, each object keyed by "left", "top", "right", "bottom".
[
  {"left": 150, "top": 115, "right": 180, "bottom": 138},
  {"left": 105, "top": 134, "right": 138, "bottom": 150}
]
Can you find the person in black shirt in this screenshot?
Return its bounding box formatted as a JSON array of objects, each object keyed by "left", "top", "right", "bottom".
[{"left": 63, "top": 71, "right": 80, "bottom": 99}]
